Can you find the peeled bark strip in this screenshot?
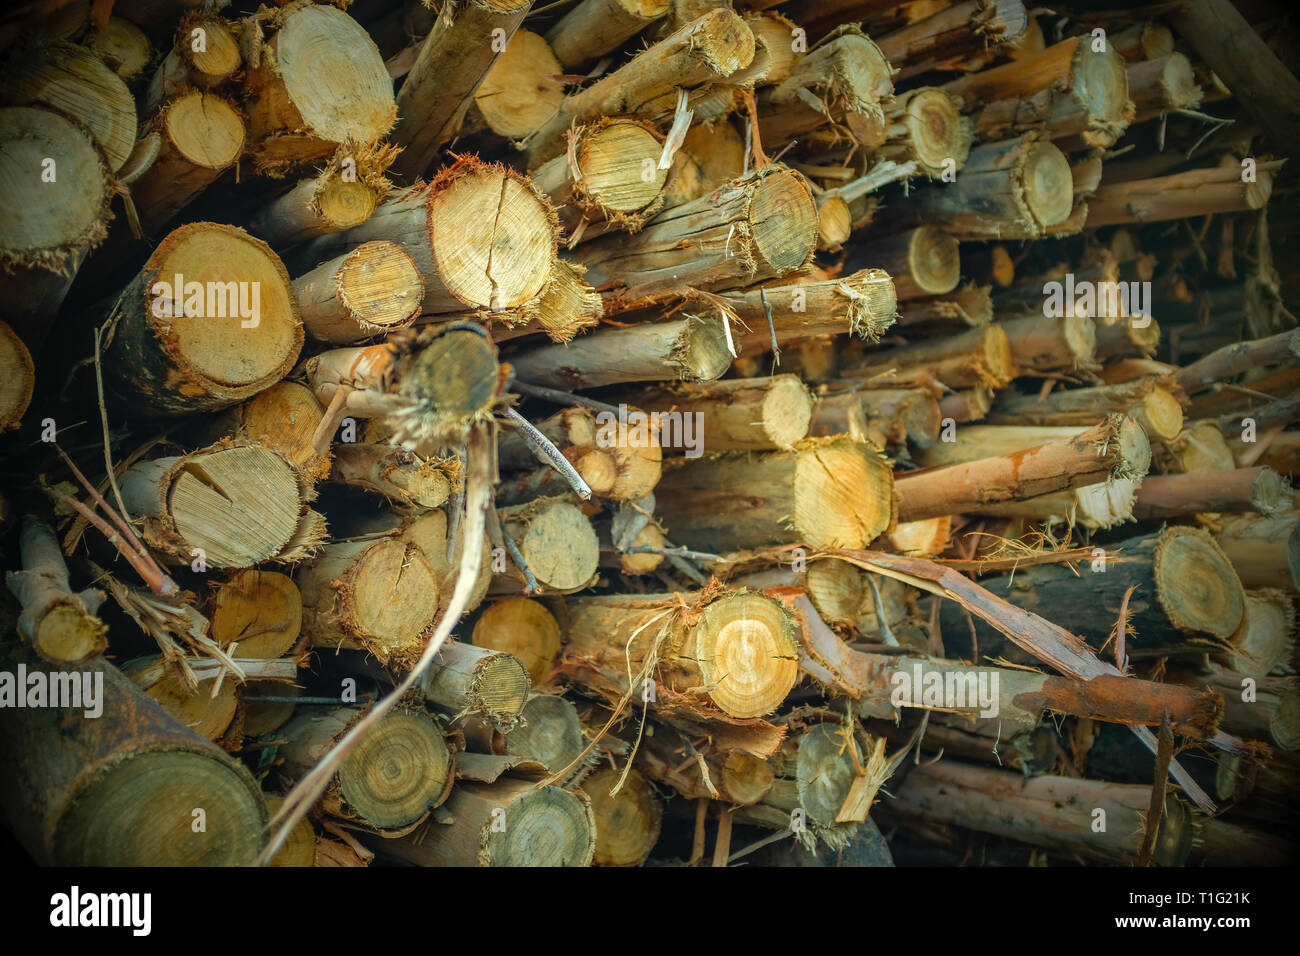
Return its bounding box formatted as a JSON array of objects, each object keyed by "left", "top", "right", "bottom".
[
  {"left": 962, "top": 37, "right": 1133, "bottom": 148},
  {"left": 0, "top": 649, "right": 268, "bottom": 866},
  {"left": 531, "top": 120, "right": 667, "bottom": 238},
  {"left": 726, "top": 267, "right": 898, "bottom": 353},
  {"left": 380, "top": 777, "right": 595, "bottom": 866},
  {"left": 546, "top": 0, "right": 670, "bottom": 68},
  {"left": 655, "top": 436, "right": 895, "bottom": 551},
  {"left": 899, "top": 415, "right": 1150, "bottom": 521},
  {"left": 207, "top": 381, "right": 330, "bottom": 481},
  {"left": 1134, "top": 467, "right": 1293, "bottom": 520},
  {"left": 619, "top": 375, "right": 813, "bottom": 452},
  {"left": 850, "top": 227, "right": 959, "bottom": 300},
  {"left": 472, "top": 597, "right": 562, "bottom": 684},
  {"left": 143, "top": 13, "right": 242, "bottom": 115},
  {"left": 329, "top": 442, "right": 455, "bottom": 510},
  {"left": 496, "top": 496, "right": 601, "bottom": 593},
  {"left": 5, "top": 519, "right": 106, "bottom": 665},
  {"left": 293, "top": 241, "right": 422, "bottom": 343},
  {"left": 997, "top": 311, "right": 1097, "bottom": 373},
  {"left": 971, "top": 478, "right": 1138, "bottom": 529},
  {"left": 302, "top": 326, "right": 502, "bottom": 448},
  {"left": 103, "top": 222, "right": 302, "bottom": 415},
  {"left": 889, "top": 761, "right": 1191, "bottom": 866},
  {"left": 988, "top": 377, "right": 1183, "bottom": 442},
  {"left": 120, "top": 443, "right": 313, "bottom": 568},
  {"left": 0, "top": 321, "right": 34, "bottom": 432},
  {"left": 461, "top": 29, "right": 566, "bottom": 143},
  {"left": 941, "top": 526, "right": 1245, "bottom": 661},
  {"left": 210, "top": 569, "right": 302, "bottom": 660},
  {"left": 562, "top": 588, "right": 800, "bottom": 720},
  {"left": 278, "top": 703, "right": 451, "bottom": 831},
  {"left": 876, "top": 0, "right": 1029, "bottom": 80},
  {"left": 522, "top": 8, "right": 755, "bottom": 167},
  {"left": 757, "top": 29, "right": 893, "bottom": 149},
  {"left": 423, "top": 641, "right": 531, "bottom": 725},
  {"left": 580, "top": 766, "right": 662, "bottom": 866},
  {"left": 497, "top": 405, "right": 661, "bottom": 502},
  {"left": 1215, "top": 513, "right": 1300, "bottom": 593},
  {"left": 0, "top": 107, "right": 113, "bottom": 333},
  {"left": 132, "top": 90, "right": 245, "bottom": 234},
  {"left": 843, "top": 324, "right": 1016, "bottom": 390},
  {"left": 7, "top": 42, "right": 136, "bottom": 172},
  {"left": 389, "top": 0, "right": 530, "bottom": 180},
  {"left": 244, "top": 3, "right": 395, "bottom": 174},
  {"left": 571, "top": 165, "right": 818, "bottom": 311},
  {"left": 507, "top": 316, "right": 731, "bottom": 388},
  {"left": 296, "top": 522, "right": 441, "bottom": 664},
  {"left": 296, "top": 159, "right": 557, "bottom": 318},
  {"left": 1085, "top": 162, "right": 1279, "bottom": 229},
  {"left": 906, "top": 133, "right": 1074, "bottom": 239},
  {"left": 249, "top": 145, "right": 395, "bottom": 249}
]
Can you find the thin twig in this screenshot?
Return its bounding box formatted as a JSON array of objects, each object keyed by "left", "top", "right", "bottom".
[{"left": 503, "top": 407, "right": 592, "bottom": 499}]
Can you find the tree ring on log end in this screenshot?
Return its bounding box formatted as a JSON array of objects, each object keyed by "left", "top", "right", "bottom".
[
  {"left": 1021, "top": 138, "right": 1073, "bottom": 229},
  {"left": 907, "top": 88, "right": 970, "bottom": 176},
  {"left": 909, "top": 225, "right": 961, "bottom": 296},
  {"left": 792, "top": 437, "right": 895, "bottom": 547},
  {"left": 474, "top": 29, "right": 567, "bottom": 139},
  {"left": 1153, "top": 526, "right": 1245, "bottom": 639},
  {"left": 581, "top": 766, "right": 662, "bottom": 866},
  {"left": 514, "top": 499, "right": 600, "bottom": 591},
  {"left": 693, "top": 589, "right": 800, "bottom": 718},
  {"left": 472, "top": 597, "right": 562, "bottom": 684},
  {"left": 579, "top": 121, "right": 667, "bottom": 216},
  {"left": 348, "top": 538, "right": 441, "bottom": 654},
  {"left": 761, "top": 375, "right": 815, "bottom": 448},
  {"left": 749, "top": 168, "right": 818, "bottom": 276},
  {"left": 337, "top": 241, "right": 423, "bottom": 332},
  {"left": 336, "top": 708, "right": 450, "bottom": 829},
  {"left": 482, "top": 785, "right": 594, "bottom": 866},
  {"left": 1114, "top": 414, "right": 1152, "bottom": 479},
  {"left": 722, "top": 750, "right": 776, "bottom": 805},
  {"left": 504, "top": 693, "right": 584, "bottom": 772},
  {"left": 164, "top": 90, "right": 243, "bottom": 170},
  {"left": 796, "top": 723, "right": 858, "bottom": 827}
]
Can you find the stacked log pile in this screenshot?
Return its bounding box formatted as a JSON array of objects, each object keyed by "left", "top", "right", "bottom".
[{"left": 0, "top": 0, "right": 1296, "bottom": 869}]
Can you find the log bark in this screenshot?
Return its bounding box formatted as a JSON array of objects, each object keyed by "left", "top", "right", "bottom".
[
  {"left": 277, "top": 702, "right": 452, "bottom": 831},
  {"left": 292, "top": 240, "right": 422, "bottom": 343},
  {"left": 899, "top": 415, "right": 1151, "bottom": 521},
  {"left": 248, "top": 144, "right": 394, "bottom": 249},
  {"left": 329, "top": 442, "right": 456, "bottom": 510},
  {"left": 997, "top": 311, "right": 1097, "bottom": 372},
  {"left": 617, "top": 375, "right": 813, "bottom": 452},
  {"left": 971, "top": 478, "right": 1139, "bottom": 529},
  {"left": 1215, "top": 512, "right": 1300, "bottom": 592},
  {"left": 103, "top": 222, "right": 303, "bottom": 416},
  {"left": 842, "top": 324, "right": 1016, "bottom": 390},
  {"left": 988, "top": 378, "right": 1183, "bottom": 442},
  {"left": 876, "top": 0, "right": 1029, "bottom": 81},
  {"left": 0, "top": 649, "right": 267, "bottom": 865},
  {"left": 723, "top": 267, "right": 898, "bottom": 354},
  {"left": 545, "top": 0, "right": 670, "bottom": 69},
  {"left": 1085, "top": 162, "right": 1279, "bottom": 229},
  {"left": 243, "top": 3, "right": 395, "bottom": 174},
  {"left": 848, "top": 226, "right": 959, "bottom": 300},
  {"left": 1174, "top": 329, "right": 1300, "bottom": 397},
  {"left": 1133, "top": 467, "right": 1293, "bottom": 520}
]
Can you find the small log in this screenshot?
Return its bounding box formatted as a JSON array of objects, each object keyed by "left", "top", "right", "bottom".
[
  {"left": 1109, "top": 21, "right": 1174, "bottom": 61},
  {"left": 243, "top": 3, "right": 395, "bottom": 174},
  {"left": 997, "top": 311, "right": 1097, "bottom": 372},
  {"left": 940, "top": 526, "right": 1245, "bottom": 662},
  {"left": 1094, "top": 313, "right": 1161, "bottom": 360},
  {"left": 463, "top": 692, "right": 586, "bottom": 776},
  {"left": 379, "top": 776, "right": 595, "bottom": 866},
  {"left": 1219, "top": 588, "right": 1296, "bottom": 679},
  {"left": 580, "top": 766, "right": 663, "bottom": 866},
  {"left": 485, "top": 259, "right": 602, "bottom": 344},
  {"left": 422, "top": 641, "right": 531, "bottom": 726},
  {"left": 899, "top": 415, "right": 1151, "bottom": 521},
  {"left": 989, "top": 379, "right": 1183, "bottom": 444},
  {"left": 633, "top": 725, "right": 774, "bottom": 804},
  {"left": 278, "top": 703, "right": 452, "bottom": 831},
  {"left": 329, "top": 442, "right": 455, "bottom": 510},
  {"left": 459, "top": 29, "right": 567, "bottom": 144},
  {"left": 133, "top": 90, "right": 245, "bottom": 236},
  {"left": 120, "top": 443, "right": 314, "bottom": 568},
  {"left": 904, "top": 132, "right": 1074, "bottom": 238},
  {"left": 248, "top": 144, "right": 394, "bottom": 249},
  {"left": 103, "top": 222, "right": 303, "bottom": 415},
  {"left": 1215, "top": 512, "right": 1300, "bottom": 592},
  {"left": 888, "top": 760, "right": 1191, "bottom": 865},
  {"left": 655, "top": 436, "right": 894, "bottom": 550},
  {"left": 561, "top": 587, "right": 800, "bottom": 720},
  {"left": 142, "top": 13, "right": 242, "bottom": 115},
  {"left": 617, "top": 375, "right": 813, "bottom": 452},
  {"left": 1127, "top": 53, "right": 1203, "bottom": 121},
  {"left": 1164, "top": 665, "right": 1299, "bottom": 751},
  {"left": 758, "top": 29, "right": 893, "bottom": 149},
  {"left": 810, "top": 386, "right": 942, "bottom": 448},
  {"left": 842, "top": 324, "right": 1016, "bottom": 390},
  {"left": 122, "top": 656, "right": 240, "bottom": 743},
  {"left": 523, "top": 9, "right": 755, "bottom": 167},
  {"left": 5, "top": 518, "right": 107, "bottom": 665},
  {"left": 295, "top": 158, "right": 557, "bottom": 318},
  {"left": 471, "top": 597, "right": 562, "bottom": 684},
  {"left": 210, "top": 568, "right": 302, "bottom": 660},
  {"left": 545, "top": 0, "right": 670, "bottom": 69},
  {"left": 660, "top": 118, "right": 746, "bottom": 208},
  {"left": 88, "top": 17, "right": 153, "bottom": 81},
  {"left": 292, "top": 240, "right": 422, "bottom": 343},
  {"left": 848, "top": 226, "right": 959, "bottom": 300},
  {"left": 876, "top": 0, "right": 1029, "bottom": 80},
  {"left": 1158, "top": 421, "right": 1236, "bottom": 474},
  {"left": 389, "top": 0, "right": 531, "bottom": 179},
  {"left": 507, "top": 315, "right": 732, "bottom": 389},
  {"left": 0, "top": 321, "right": 34, "bottom": 433},
  {"left": 1133, "top": 467, "right": 1293, "bottom": 520},
  {"left": 0, "top": 649, "right": 267, "bottom": 865},
  {"left": 495, "top": 496, "right": 601, "bottom": 593},
  {"left": 939, "top": 386, "right": 993, "bottom": 423},
  {"left": 530, "top": 119, "right": 667, "bottom": 238},
  {"left": 724, "top": 267, "right": 898, "bottom": 354},
  {"left": 1085, "top": 161, "right": 1279, "bottom": 229},
  {"left": 897, "top": 285, "right": 992, "bottom": 333},
  {"left": 1193, "top": 817, "right": 1299, "bottom": 867},
  {"left": 972, "top": 478, "right": 1139, "bottom": 529},
  {"left": 1174, "top": 329, "right": 1300, "bottom": 397},
  {"left": 6, "top": 41, "right": 136, "bottom": 172},
  {"left": 571, "top": 165, "right": 818, "bottom": 310},
  {"left": 206, "top": 381, "right": 330, "bottom": 481}
]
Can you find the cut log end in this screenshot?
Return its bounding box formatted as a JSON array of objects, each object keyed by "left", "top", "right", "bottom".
[
  {"left": 336, "top": 708, "right": 451, "bottom": 830},
  {"left": 722, "top": 750, "right": 776, "bottom": 805},
  {"left": 794, "top": 437, "right": 896, "bottom": 547},
  {"left": 581, "top": 767, "right": 662, "bottom": 866},
  {"left": 911, "top": 226, "right": 961, "bottom": 297},
  {"left": 750, "top": 169, "right": 821, "bottom": 276},
  {"left": 695, "top": 590, "right": 801, "bottom": 719},
  {"left": 1154, "top": 526, "right": 1246, "bottom": 640},
  {"left": 1023, "top": 137, "right": 1075, "bottom": 228},
  {"left": 504, "top": 693, "right": 585, "bottom": 773},
  {"left": 474, "top": 29, "right": 567, "bottom": 140},
  {"left": 0, "top": 320, "right": 35, "bottom": 431},
  {"left": 1113, "top": 414, "right": 1152, "bottom": 479},
  {"left": 481, "top": 784, "right": 594, "bottom": 866},
  {"left": 163, "top": 89, "right": 243, "bottom": 170},
  {"left": 575, "top": 120, "right": 667, "bottom": 218},
  {"left": 33, "top": 602, "right": 108, "bottom": 665},
  {"left": 817, "top": 195, "right": 852, "bottom": 249},
  {"left": 211, "top": 569, "right": 302, "bottom": 660},
  {"left": 906, "top": 87, "right": 971, "bottom": 176},
  {"left": 805, "top": 557, "right": 866, "bottom": 627},
  {"left": 336, "top": 241, "right": 424, "bottom": 334},
  {"left": 502, "top": 498, "right": 601, "bottom": 592},
  {"left": 346, "top": 539, "right": 440, "bottom": 654}
]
